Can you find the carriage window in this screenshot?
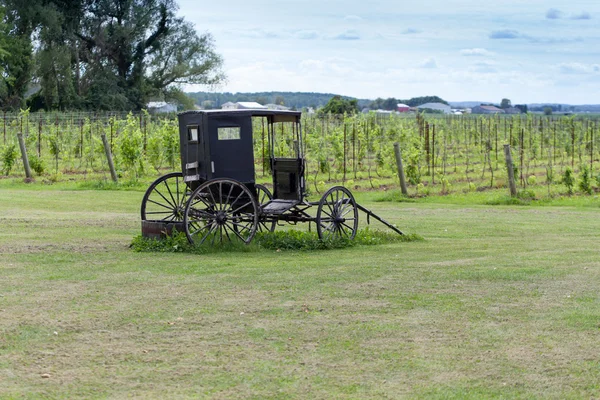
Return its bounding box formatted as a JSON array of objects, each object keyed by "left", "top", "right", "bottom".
[
  {"left": 187, "top": 126, "right": 198, "bottom": 142},
  {"left": 218, "top": 127, "right": 241, "bottom": 140}
]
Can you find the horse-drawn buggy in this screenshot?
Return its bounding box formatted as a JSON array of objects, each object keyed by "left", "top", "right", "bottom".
[{"left": 141, "top": 109, "right": 402, "bottom": 244}]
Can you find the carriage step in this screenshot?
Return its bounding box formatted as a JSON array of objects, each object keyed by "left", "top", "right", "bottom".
[
  {"left": 184, "top": 174, "right": 200, "bottom": 182},
  {"left": 262, "top": 199, "right": 300, "bottom": 215}
]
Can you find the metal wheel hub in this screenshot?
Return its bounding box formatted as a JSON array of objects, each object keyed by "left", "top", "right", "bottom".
[{"left": 215, "top": 211, "right": 228, "bottom": 224}]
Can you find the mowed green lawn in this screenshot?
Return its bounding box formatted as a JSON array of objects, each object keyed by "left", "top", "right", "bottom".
[{"left": 1, "top": 187, "right": 599, "bottom": 399}]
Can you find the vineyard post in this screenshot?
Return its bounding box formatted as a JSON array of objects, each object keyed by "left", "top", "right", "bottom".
[
  {"left": 143, "top": 115, "right": 147, "bottom": 152},
  {"left": 101, "top": 133, "right": 118, "bottom": 183},
  {"left": 393, "top": 142, "right": 408, "bottom": 196},
  {"left": 571, "top": 120, "right": 575, "bottom": 169},
  {"left": 17, "top": 133, "right": 33, "bottom": 179},
  {"left": 504, "top": 144, "right": 517, "bottom": 197},
  {"left": 343, "top": 120, "right": 347, "bottom": 184},
  {"left": 424, "top": 122, "right": 430, "bottom": 175},
  {"left": 110, "top": 119, "right": 114, "bottom": 152},
  {"left": 261, "top": 117, "right": 265, "bottom": 177},
  {"left": 520, "top": 128, "right": 525, "bottom": 187},
  {"left": 38, "top": 118, "right": 42, "bottom": 157},
  {"left": 431, "top": 124, "right": 435, "bottom": 184},
  {"left": 353, "top": 122, "right": 357, "bottom": 179},
  {"left": 590, "top": 124, "right": 594, "bottom": 173}
]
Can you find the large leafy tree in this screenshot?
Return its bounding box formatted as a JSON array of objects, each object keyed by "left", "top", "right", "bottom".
[
  {"left": 1, "top": 0, "right": 224, "bottom": 110},
  {"left": 319, "top": 95, "right": 358, "bottom": 115},
  {"left": 74, "top": 0, "right": 224, "bottom": 110}
]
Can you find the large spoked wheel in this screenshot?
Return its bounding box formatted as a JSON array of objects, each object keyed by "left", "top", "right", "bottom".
[
  {"left": 255, "top": 184, "right": 276, "bottom": 233},
  {"left": 316, "top": 186, "right": 359, "bottom": 240},
  {"left": 184, "top": 178, "right": 259, "bottom": 245},
  {"left": 141, "top": 172, "right": 188, "bottom": 221}
]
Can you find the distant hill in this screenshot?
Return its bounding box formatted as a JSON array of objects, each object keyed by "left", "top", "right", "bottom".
[
  {"left": 452, "top": 101, "right": 600, "bottom": 113},
  {"left": 187, "top": 92, "right": 600, "bottom": 113},
  {"left": 186, "top": 91, "right": 371, "bottom": 110}
]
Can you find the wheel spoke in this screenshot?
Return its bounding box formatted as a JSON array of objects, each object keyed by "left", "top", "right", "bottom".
[
  {"left": 153, "top": 187, "right": 176, "bottom": 209},
  {"left": 226, "top": 190, "right": 245, "bottom": 212},
  {"left": 146, "top": 198, "right": 175, "bottom": 211},
  {"left": 230, "top": 201, "right": 253, "bottom": 215},
  {"left": 163, "top": 180, "right": 178, "bottom": 211}
]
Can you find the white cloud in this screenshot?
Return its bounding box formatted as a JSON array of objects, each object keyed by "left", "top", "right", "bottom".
[
  {"left": 344, "top": 15, "right": 362, "bottom": 22},
  {"left": 460, "top": 48, "right": 495, "bottom": 57},
  {"left": 546, "top": 8, "right": 563, "bottom": 19},
  {"left": 333, "top": 30, "right": 361, "bottom": 40},
  {"left": 401, "top": 28, "right": 420, "bottom": 35},
  {"left": 571, "top": 11, "right": 592, "bottom": 20},
  {"left": 294, "top": 30, "right": 320, "bottom": 40},
  {"left": 557, "top": 63, "right": 600, "bottom": 74},
  {"left": 419, "top": 58, "right": 437, "bottom": 69}
]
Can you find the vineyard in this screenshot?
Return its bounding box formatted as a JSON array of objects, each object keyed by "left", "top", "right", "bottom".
[{"left": 1, "top": 110, "right": 599, "bottom": 197}]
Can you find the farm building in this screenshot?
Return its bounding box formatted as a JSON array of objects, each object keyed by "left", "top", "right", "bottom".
[
  {"left": 146, "top": 101, "right": 177, "bottom": 113},
  {"left": 504, "top": 107, "right": 522, "bottom": 115},
  {"left": 472, "top": 105, "right": 505, "bottom": 114},
  {"left": 417, "top": 102, "right": 452, "bottom": 114},
  {"left": 397, "top": 103, "right": 411, "bottom": 112},
  {"left": 221, "top": 102, "right": 267, "bottom": 110},
  {"left": 265, "top": 104, "right": 291, "bottom": 111}
]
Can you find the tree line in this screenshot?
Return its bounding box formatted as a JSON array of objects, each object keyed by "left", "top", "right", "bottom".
[{"left": 0, "top": 0, "right": 224, "bottom": 111}]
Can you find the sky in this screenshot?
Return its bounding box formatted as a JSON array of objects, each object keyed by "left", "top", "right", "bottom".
[{"left": 177, "top": 0, "right": 600, "bottom": 104}]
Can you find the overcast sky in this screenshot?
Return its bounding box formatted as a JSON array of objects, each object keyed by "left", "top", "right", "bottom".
[{"left": 178, "top": 0, "right": 599, "bottom": 104}]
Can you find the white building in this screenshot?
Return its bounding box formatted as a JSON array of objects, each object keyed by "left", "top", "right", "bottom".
[
  {"left": 146, "top": 101, "right": 177, "bottom": 113},
  {"left": 416, "top": 102, "right": 452, "bottom": 114},
  {"left": 221, "top": 102, "right": 267, "bottom": 110}
]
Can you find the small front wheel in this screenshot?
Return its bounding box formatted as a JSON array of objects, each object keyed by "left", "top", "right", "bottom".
[{"left": 316, "top": 186, "right": 358, "bottom": 240}]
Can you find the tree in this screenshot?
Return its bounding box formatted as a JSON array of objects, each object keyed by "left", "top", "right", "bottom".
[
  {"left": 544, "top": 107, "right": 553, "bottom": 115},
  {"left": 318, "top": 95, "right": 358, "bottom": 115},
  {"left": 2, "top": 0, "right": 225, "bottom": 110},
  {"left": 274, "top": 95, "right": 285, "bottom": 105},
  {"left": 515, "top": 104, "right": 528, "bottom": 114},
  {"left": 500, "top": 98, "right": 512, "bottom": 109}
]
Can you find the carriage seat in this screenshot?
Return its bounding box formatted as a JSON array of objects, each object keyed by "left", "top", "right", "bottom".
[{"left": 272, "top": 158, "right": 303, "bottom": 201}]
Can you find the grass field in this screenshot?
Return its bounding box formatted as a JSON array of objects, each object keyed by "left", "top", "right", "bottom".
[{"left": 1, "top": 183, "right": 600, "bottom": 399}]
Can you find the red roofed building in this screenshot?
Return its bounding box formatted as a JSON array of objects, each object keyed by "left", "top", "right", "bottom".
[{"left": 397, "top": 103, "right": 410, "bottom": 113}]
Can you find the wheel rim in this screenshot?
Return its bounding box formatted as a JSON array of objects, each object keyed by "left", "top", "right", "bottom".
[
  {"left": 316, "top": 186, "right": 358, "bottom": 240},
  {"left": 141, "top": 172, "right": 188, "bottom": 222},
  {"left": 255, "top": 184, "right": 276, "bottom": 233},
  {"left": 184, "top": 179, "right": 258, "bottom": 245}
]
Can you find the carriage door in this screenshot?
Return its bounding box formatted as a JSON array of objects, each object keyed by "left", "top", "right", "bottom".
[{"left": 208, "top": 116, "right": 255, "bottom": 183}]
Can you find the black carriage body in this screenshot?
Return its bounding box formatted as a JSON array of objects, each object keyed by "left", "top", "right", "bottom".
[
  {"left": 178, "top": 111, "right": 254, "bottom": 189},
  {"left": 178, "top": 109, "right": 303, "bottom": 196}
]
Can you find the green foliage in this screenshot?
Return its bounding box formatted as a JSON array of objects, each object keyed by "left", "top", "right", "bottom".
[
  {"left": 562, "top": 167, "right": 575, "bottom": 195},
  {"left": 319, "top": 95, "right": 359, "bottom": 115},
  {"left": 131, "top": 229, "right": 422, "bottom": 253},
  {"left": 3, "top": 0, "right": 224, "bottom": 111},
  {"left": 578, "top": 165, "right": 593, "bottom": 195},
  {"left": 28, "top": 153, "right": 45, "bottom": 175},
  {"left": 1, "top": 144, "right": 18, "bottom": 175},
  {"left": 118, "top": 114, "right": 143, "bottom": 176}
]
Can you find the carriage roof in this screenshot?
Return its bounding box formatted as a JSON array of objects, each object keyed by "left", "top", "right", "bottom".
[{"left": 178, "top": 109, "right": 302, "bottom": 123}]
